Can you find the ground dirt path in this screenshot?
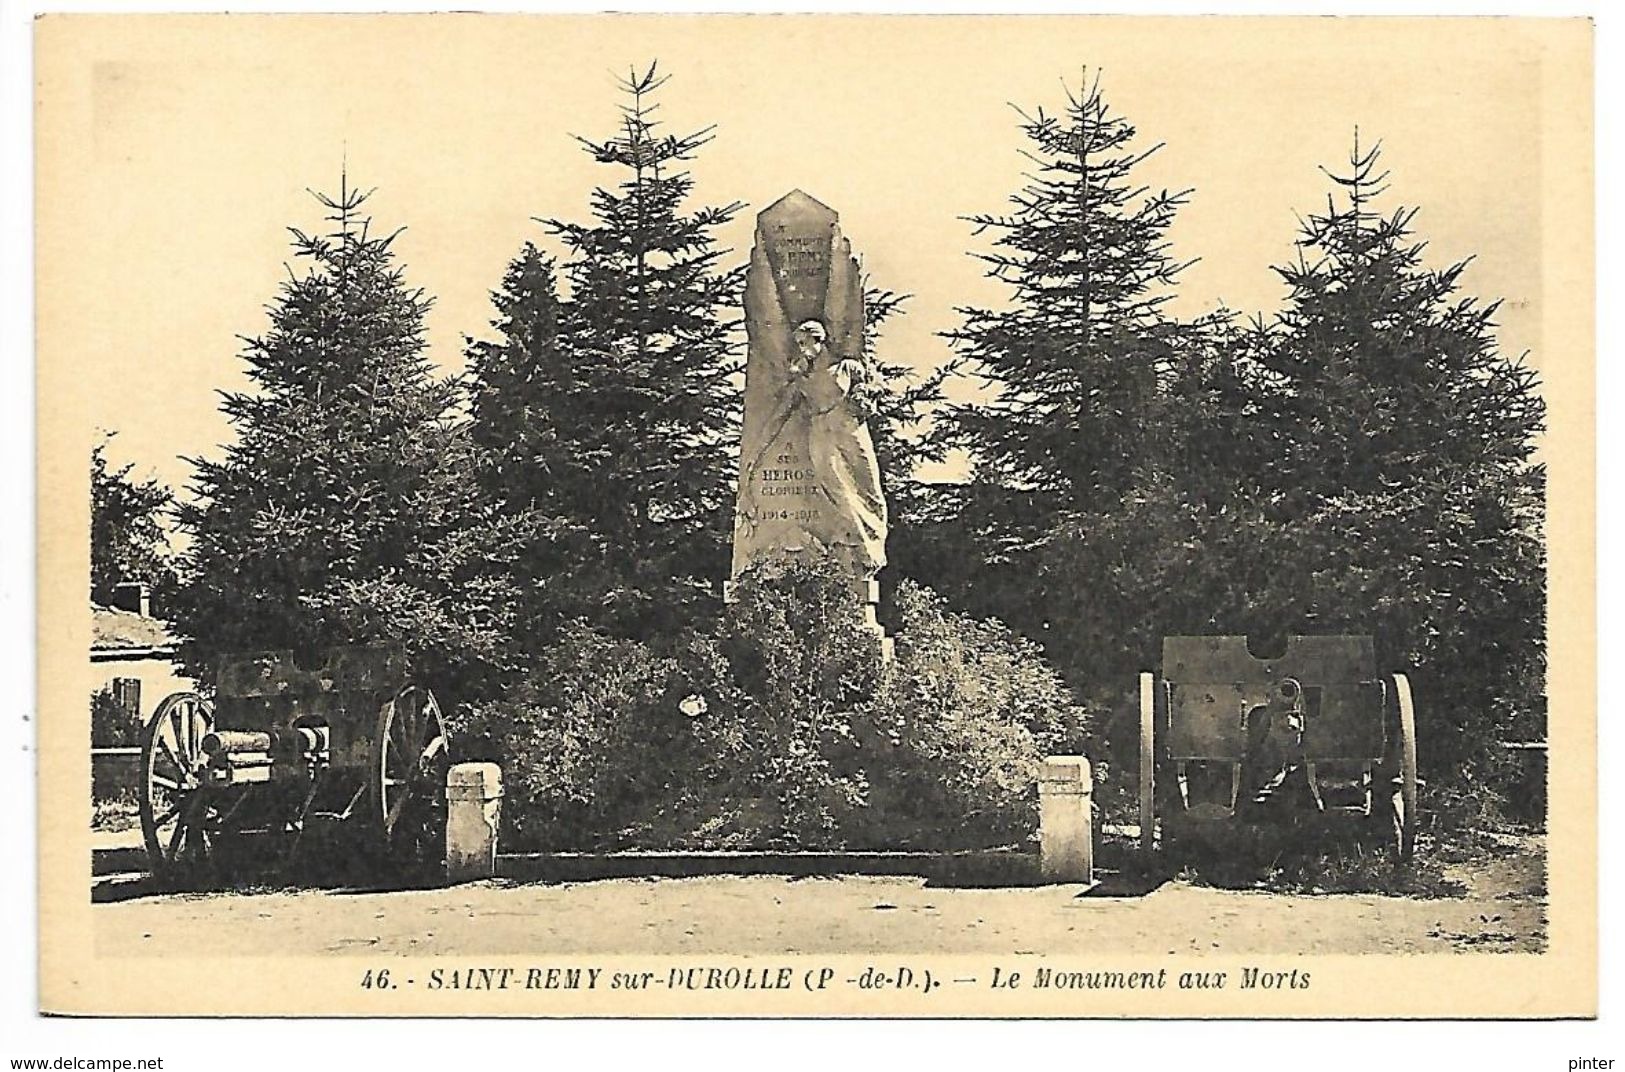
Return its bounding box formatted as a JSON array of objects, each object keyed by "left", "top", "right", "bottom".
[{"left": 92, "top": 833, "right": 1545, "bottom": 957}]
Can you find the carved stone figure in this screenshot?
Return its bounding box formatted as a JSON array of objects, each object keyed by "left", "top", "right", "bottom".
[{"left": 731, "top": 190, "right": 887, "bottom": 583}]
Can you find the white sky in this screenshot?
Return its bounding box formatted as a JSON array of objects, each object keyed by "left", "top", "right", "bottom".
[{"left": 37, "top": 14, "right": 1558, "bottom": 499}]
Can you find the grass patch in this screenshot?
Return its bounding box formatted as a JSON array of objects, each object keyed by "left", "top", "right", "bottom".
[
  {"left": 92, "top": 794, "right": 140, "bottom": 833},
  {"left": 1159, "top": 817, "right": 1467, "bottom": 898}
]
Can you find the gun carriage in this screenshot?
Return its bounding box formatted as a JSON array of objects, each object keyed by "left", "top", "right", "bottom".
[
  {"left": 138, "top": 645, "right": 450, "bottom": 884},
  {"left": 1137, "top": 635, "right": 1419, "bottom": 860}
]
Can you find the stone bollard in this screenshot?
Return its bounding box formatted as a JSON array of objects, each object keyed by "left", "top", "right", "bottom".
[
  {"left": 1039, "top": 755, "right": 1095, "bottom": 885},
  {"left": 445, "top": 762, "right": 503, "bottom": 883}
]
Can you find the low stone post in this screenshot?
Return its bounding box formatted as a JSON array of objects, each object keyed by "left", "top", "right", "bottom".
[
  {"left": 1039, "top": 756, "right": 1094, "bottom": 885},
  {"left": 445, "top": 762, "right": 503, "bottom": 883}
]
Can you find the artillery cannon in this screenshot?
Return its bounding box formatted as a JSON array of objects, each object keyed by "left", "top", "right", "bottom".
[
  {"left": 1137, "top": 635, "right": 1419, "bottom": 861},
  {"left": 137, "top": 645, "right": 450, "bottom": 884}
]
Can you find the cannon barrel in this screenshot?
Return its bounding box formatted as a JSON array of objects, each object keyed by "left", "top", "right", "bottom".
[
  {"left": 277, "top": 725, "right": 330, "bottom": 753},
  {"left": 201, "top": 730, "right": 272, "bottom": 755},
  {"left": 199, "top": 727, "right": 329, "bottom": 754}
]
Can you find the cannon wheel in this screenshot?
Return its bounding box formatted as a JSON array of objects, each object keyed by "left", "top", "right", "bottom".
[
  {"left": 1138, "top": 672, "right": 1156, "bottom": 852},
  {"left": 1388, "top": 673, "right": 1419, "bottom": 862},
  {"left": 138, "top": 691, "right": 221, "bottom": 884},
  {"left": 372, "top": 684, "right": 450, "bottom": 867}
]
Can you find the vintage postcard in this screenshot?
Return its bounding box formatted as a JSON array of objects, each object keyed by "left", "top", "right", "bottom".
[{"left": 35, "top": 13, "right": 1594, "bottom": 1018}]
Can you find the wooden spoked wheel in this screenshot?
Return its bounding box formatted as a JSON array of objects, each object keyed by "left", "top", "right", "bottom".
[
  {"left": 1387, "top": 673, "right": 1420, "bottom": 862},
  {"left": 372, "top": 684, "right": 450, "bottom": 866},
  {"left": 139, "top": 692, "right": 220, "bottom": 883}
]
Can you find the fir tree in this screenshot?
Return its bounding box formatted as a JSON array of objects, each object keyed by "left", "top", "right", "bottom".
[
  {"left": 1267, "top": 134, "right": 1543, "bottom": 500},
  {"left": 463, "top": 243, "right": 610, "bottom": 647},
  {"left": 947, "top": 70, "right": 1192, "bottom": 530},
  {"left": 91, "top": 436, "right": 178, "bottom": 610},
  {"left": 466, "top": 243, "right": 566, "bottom": 507},
  {"left": 1016, "top": 309, "right": 1279, "bottom": 702},
  {"left": 926, "top": 70, "right": 1194, "bottom": 657},
  {"left": 469, "top": 62, "right": 745, "bottom": 639},
  {"left": 1249, "top": 133, "right": 1546, "bottom": 794},
  {"left": 174, "top": 177, "right": 529, "bottom": 699}
]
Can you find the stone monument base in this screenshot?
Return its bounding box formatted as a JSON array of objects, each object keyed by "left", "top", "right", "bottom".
[
  {"left": 445, "top": 762, "right": 503, "bottom": 884},
  {"left": 853, "top": 577, "right": 895, "bottom": 666},
  {"left": 1039, "top": 755, "right": 1096, "bottom": 887}
]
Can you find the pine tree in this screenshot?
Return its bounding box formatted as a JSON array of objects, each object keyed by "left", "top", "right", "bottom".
[
  {"left": 466, "top": 243, "right": 566, "bottom": 506},
  {"left": 1017, "top": 308, "right": 1280, "bottom": 701},
  {"left": 463, "top": 243, "right": 610, "bottom": 647},
  {"left": 1251, "top": 133, "right": 1546, "bottom": 796},
  {"left": 928, "top": 70, "right": 1194, "bottom": 660},
  {"left": 470, "top": 62, "right": 745, "bottom": 639},
  {"left": 1268, "top": 134, "right": 1543, "bottom": 500},
  {"left": 947, "top": 70, "right": 1192, "bottom": 531},
  {"left": 174, "top": 177, "right": 529, "bottom": 699},
  {"left": 91, "top": 436, "right": 178, "bottom": 609}
]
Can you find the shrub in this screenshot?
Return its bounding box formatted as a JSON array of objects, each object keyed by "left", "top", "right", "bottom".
[
  {"left": 851, "top": 581, "right": 1089, "bottom": 848},
  {"left": 449, "top": 625, "right": 689, "bottom": 850},
  {"left": 449, "top": 554, "right": 1091, "bottom": 851},
  {"left": 91, "top": 685, "right": 142, "bottom": 748}
]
